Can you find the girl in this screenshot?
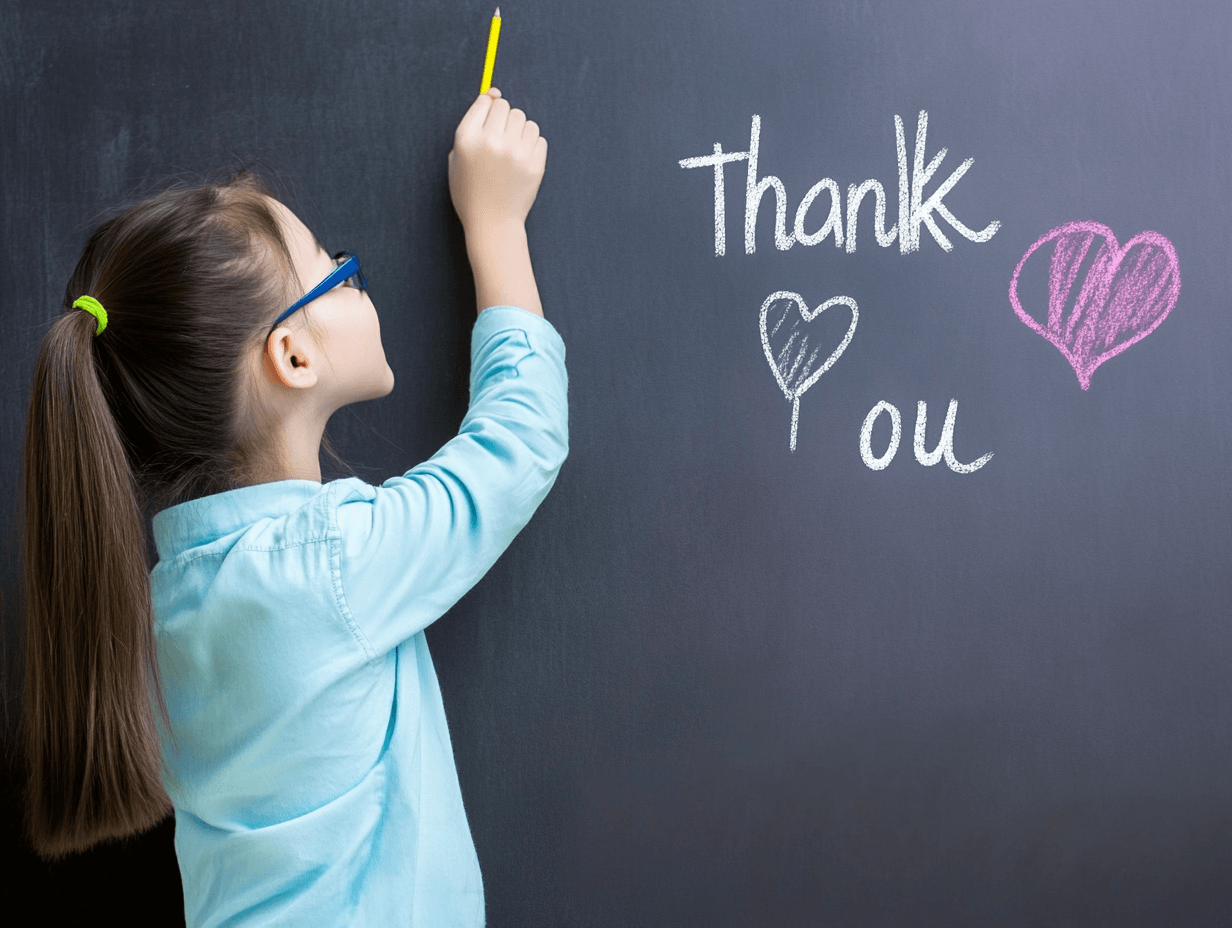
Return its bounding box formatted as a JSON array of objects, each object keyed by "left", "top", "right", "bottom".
[{"left": 20, "top": 87, "right": 566, "bottom": 927}]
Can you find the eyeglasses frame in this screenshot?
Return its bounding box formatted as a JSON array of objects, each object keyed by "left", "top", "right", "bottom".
[{"left": 268, "top": 250, "right": 368, "bottom": 337}]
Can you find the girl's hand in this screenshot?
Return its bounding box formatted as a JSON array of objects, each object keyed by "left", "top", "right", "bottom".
[{"left": 448, "top": 87, "right": 548, "bottom": 236}]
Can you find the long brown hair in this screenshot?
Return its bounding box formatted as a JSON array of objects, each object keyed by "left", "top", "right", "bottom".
[{"left": 18, "top": 167, "right": 353, "bottom": 859}]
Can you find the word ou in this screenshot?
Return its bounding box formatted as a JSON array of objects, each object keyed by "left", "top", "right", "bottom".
[
  {"left": 759, "top": 290, "right": 858, "bottom": 452},
  {"left": 859, "top": 400, "right": 993, "bottom": 473},
  {"left": 678, "top": 110, "right": 1000, "bottom": 257}
]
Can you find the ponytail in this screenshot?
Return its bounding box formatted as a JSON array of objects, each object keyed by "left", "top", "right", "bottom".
[{"left": 20, "top": 308, "right": 172, "bottom": 858}]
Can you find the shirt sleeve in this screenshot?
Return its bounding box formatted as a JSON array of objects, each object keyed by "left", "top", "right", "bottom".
[{"left": 334, "top": 305, "right": 568, "bottom": 658}]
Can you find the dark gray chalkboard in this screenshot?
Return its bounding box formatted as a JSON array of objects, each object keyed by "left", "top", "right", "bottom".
[{"left": 4, "top": 1, "right": 1231, "bottom": 924}]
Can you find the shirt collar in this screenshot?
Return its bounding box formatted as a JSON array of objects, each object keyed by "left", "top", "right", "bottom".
[{"left": 152, "top": 479, "right": 324, "bottom": 563}]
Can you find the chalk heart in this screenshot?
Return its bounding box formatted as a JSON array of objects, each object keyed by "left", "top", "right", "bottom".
[
  {"left": 1009, "top": 220, "right": 1181, "bottom": 389},
  {"left": 759, "top": 290, "right": 859, "bottom": 402}
]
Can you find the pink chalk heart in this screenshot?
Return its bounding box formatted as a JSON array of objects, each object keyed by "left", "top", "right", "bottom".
[{"left": 1008, "top": 221, "right": 1180, "bottom": 389}]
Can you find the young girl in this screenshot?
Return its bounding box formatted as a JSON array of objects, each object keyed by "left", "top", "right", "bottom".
[{"left": 20, "top": 87, "right": 566, "bottom": 927}]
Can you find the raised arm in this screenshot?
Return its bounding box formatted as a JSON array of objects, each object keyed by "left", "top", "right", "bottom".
[{"left": 449, "top": 87, "right": 548, "bottom": 318}]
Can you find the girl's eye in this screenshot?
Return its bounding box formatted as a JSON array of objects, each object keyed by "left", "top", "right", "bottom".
[
  {"left": 328, "top": 258, "right": 351, "bottom": 289},
  {"left": 334, "top": 256, "right": 360, "bottom": 289}
]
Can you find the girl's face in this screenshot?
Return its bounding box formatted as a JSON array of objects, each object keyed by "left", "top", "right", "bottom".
[{"left": 263, "top": 196, "right": 395, "bottom": 411}]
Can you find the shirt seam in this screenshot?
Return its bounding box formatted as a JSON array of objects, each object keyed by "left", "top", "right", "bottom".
[
  {"left": 169, "top": 535, "right": 330, "bottom": 568},
  {"left": 323, "top": 481, "right": 379, "bottom": 665}
]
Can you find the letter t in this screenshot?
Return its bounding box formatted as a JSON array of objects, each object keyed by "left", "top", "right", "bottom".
[{"left": 679, "top": 142, "right": 750, "bottom": 256}]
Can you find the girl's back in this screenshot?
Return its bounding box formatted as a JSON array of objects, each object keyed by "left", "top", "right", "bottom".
[{"left": 152, "top": 305, "right": 566, "bottom": 925}]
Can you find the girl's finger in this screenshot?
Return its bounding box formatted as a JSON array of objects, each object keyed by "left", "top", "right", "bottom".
[
  {"left": 456, "top": 92, "right": 495, "bottom": 138},
  {"left": 505, "top": 107, "right": 527, "bottom": 140},
  {"left": 482, "top": 96, "right": 511, "bottom": 133}
]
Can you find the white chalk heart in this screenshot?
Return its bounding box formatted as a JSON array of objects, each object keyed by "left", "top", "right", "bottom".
[{"left": 759, "top": 290, "right": 859, "bottom": 451}]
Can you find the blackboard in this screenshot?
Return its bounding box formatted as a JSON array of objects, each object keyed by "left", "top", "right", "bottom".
[{"left": 4, "top": 1, "right": 1231, "bottom": 924}]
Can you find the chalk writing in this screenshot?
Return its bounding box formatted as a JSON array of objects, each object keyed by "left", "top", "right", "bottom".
[
  {"left": 794, "top": 178, "right": 843, "bottom": 248},
  {"left": 894, "top": 112, "right": 1000, "bottom": 253},
  {"left": 1009, "top": 221, "right": 1181, "bottom": 390},
  {"left": 913, "top": 400, "right": 993, "bottom": 473},
  {"left": 681, "top": 109, "right": 1002, "bottom": 469},
  {"left": 859, "top": 401, "right": 901, "bottom": 470},
  {"left": 860, "top": 399, "right": 992, "bottom": 473},
  {"left": 759, "top": 290, "right": 858, "bottom": 452},
  {"left": 846, "top": 179, "right": 895, "bottom": 253},
  {"left": 678, "top": 111, "right": 1000, "bottom": 256}
]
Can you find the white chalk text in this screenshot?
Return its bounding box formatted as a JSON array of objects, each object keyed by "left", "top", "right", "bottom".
[{"left": 679, "top": 111, "right": 1000, "bottom": 256}]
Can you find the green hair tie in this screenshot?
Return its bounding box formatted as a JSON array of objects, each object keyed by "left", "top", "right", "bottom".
[{"left": 73, "top": 295, "right": 108, "bottom": 335}]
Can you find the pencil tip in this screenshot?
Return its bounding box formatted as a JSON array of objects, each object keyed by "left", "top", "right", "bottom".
[{"left": 495, "top": 6, "right": 500, "bottom": 15}]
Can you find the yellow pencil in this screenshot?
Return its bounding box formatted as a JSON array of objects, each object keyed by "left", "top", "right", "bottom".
[{"left": 479, "top": 7, "right": 502, "bottom": 95}]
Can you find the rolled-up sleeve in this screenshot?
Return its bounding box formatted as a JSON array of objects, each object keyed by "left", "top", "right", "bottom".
[{"left": 334, "top": 305, "right": 568, "bottom": 657}]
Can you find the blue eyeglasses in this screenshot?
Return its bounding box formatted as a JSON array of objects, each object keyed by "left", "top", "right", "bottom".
[{"left": 269, "top": 251, "right": 368, "bottom": 334}]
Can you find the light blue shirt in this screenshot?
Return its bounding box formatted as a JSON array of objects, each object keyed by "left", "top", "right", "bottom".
[{"left": 150, "top": 306, "right": 568, "bottom": 927}]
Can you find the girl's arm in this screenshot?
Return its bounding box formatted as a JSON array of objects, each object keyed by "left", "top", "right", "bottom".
[
  {"left": 336, "top": 307, "right": 568, "bottom": 656},
  {"left": 448, "top": 87, "right": 548, "bottom": 318}
]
